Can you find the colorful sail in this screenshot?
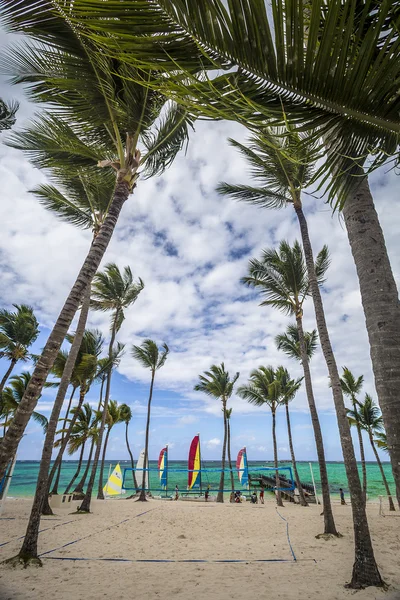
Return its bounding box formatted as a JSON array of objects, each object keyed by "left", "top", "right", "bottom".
[
  {"left": 103, "top": 463, "right": 124, "bottom": 496},
  {"left": 158, "top": 446, "right": 168, "bottom": 489},
  {"left": 188, "top": 434, "right": 201, "bottom": 490},
  {"left": 236, "top": 448, "right": 249, "bottom": 488}
]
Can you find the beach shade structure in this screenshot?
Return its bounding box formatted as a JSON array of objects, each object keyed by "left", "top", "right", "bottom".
[
  {"left": 236, "top": 447, "right": 249, "bottom": 490},
  {"left": 158, "top": 446, "right": 168, "bottom": 492},
  {"left": 188, "top": 434, "right": 202, "bottom": 492},
  {"left": 103, "top": 464, "right": 124, "bottom": 497}
]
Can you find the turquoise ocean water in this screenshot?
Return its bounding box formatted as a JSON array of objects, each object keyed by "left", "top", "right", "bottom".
[{"left": 8, "top": 460, "right": 395, "bottom": 500}]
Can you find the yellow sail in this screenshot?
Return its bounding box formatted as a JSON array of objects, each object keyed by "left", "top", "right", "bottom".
[{"left": 103, "top": 463, "right": 124, "bottom": 496}]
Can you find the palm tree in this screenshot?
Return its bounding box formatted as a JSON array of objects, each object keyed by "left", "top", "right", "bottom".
[
  {"left": 78, "top": 264, "right": 143, "bottom": 510},
  {"left": 194, "top": 363, "right": 239, "bottom": 503},
  {"left": 275, "top": 366, "right": 308, "bottom": 507},
  {"left": 238, "top": 366, "right": 283, "bottom": 507},
  {"left": 340, "top": 368, "right": 367, "bottom": 502},
  {"left": 276, "top": 325, "right": 318, "bottom": 363},
  {"left": 225, "top": 408, "right": 234, "bottom": 495},
  {"left": 0, "top": 305, "right": 39, "bottom": 398},
  {"left": 375, "top": 432, "right": 389, "bottom": 453},
  {"left": 98, "top": 400, "right": 122, "bottom": 497},
  {"left": 132, "top": 340, "right": 169, "bottom": 502},
  {"left": 243, "top": 241, "right": 337, "bottom": 532},
  {"left": 62, "top": 404, "right": 99, "bottom": 495},
  {"left": 0, "top": 3, "right": 193, "bottom": 489},
  {"left": 0, "top": 98, "right": 18, "bottom": 132},
  {"left": 0, "top": 373, "right": 47, "bottom": 435},
  {"left": 348, "top": 395, "right": 395, "bottom": 512},
  {"left": 119, "top": 403, "right": 138, "bottom": 492}
]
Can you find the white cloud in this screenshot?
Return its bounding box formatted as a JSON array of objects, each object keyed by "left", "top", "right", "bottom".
[
  {"left": 177, "top": 415, "right": 198, "bottom": 426},
  {"left": 205, "top": 438, "right": 222, "bottom": 448}
]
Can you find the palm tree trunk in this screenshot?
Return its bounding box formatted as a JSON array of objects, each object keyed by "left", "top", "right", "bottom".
[
  {"left": 139, "top": 371, "right": 155, "bottom": 502},
  {"left": 285, "top": 403, "right": 308, "bottom": 507},
  {"left": 97, "top": 427, "right": 111, "bottom": 499},
  {"left": 125, "top": 422, "right": 138, "bottom": 492},
  {"left": 296, "top": 316, "right": 336, "bottom": 528},
  {"left": 65, "top": 442, "right": 86, "bottom": 494},
  {"left": 369, "top": 433, "right": 395, "bottom": 512},
  {"left": 41, "top": 384, "right": 86, "bottom": 516},
  {"left": 51, "top": 461, "right": 62, "bottom": 496},
  {"left": 343, "top": 179, "right": 400, "bottom": 509},
  {"left": 352, "top": 400, "right": 367, "bottom": 503},
  {"left": 79, "top": 312, "right": 119, "bottom": 511},
  {"left": 217, "top": 400, "right": 228, "bottom": 503},
  {"left": 272, "top": 409, "right": 284, "bottom": 507},
  {"left": 0, "top": 176, "right": 132, "bottom": 482},
  {"left": 74, "top": 438, "right": 95, "bottom": 495},
  {"left": 227, "top": 419, "right": 234, "bottom": 494},
  {"left": 0, "top": 358, "right": 17, "bottom": 397},
  {"left": 294, "top": 200, "right": 382, "bottom": 587}
]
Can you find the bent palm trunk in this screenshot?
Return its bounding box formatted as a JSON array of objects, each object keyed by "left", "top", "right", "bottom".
[
  {"left": 97, "top": 427, "right": 111, "bottom": 499},
  {"left": 343, "top": 179, "right": 400, "bottom": 508},
  {"left": 0, "top": 358, "right": 17, "bottom": 396},
  {"left": 227, "top": 419, "right": 234, "bottom": 494},
  {"left": 65, "top": 442, "right": 85, "bottom": 494},
  {"left": 125, "top": 422, "right": 138, "bottom": 492},
  {"left": 369, "top": 433, "right": 395, "bottom": 512},
  {"left": 0, "top": 177, "right": 132, "bottom": 481},
  {"left": 285, "top": 403, "right": 308, "bottom": 507},
  {"left": 295, "top": 199, "right": 382, "bottom": 587},
  {"left": 353, "top": 401, "right": 367, "bottom": 503},
  {"left": 74, "top": 439, "right": 95, "bottom": 495},
  {"left": 272, "top": 410, "right": 283, "bottom": 507},
  {"left": 139, "top": 371, "right": 155, "bottom": 502},
  {"left": 51, "top": 381, "right": 80, "bottom": 495},
  {"left": 217, "top": 404, "right": 227, "bottom": 503}
]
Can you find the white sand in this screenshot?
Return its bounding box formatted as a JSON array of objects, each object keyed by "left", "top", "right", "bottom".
[{"left": 0, "top": 497, "right": 399, "bottom": 600}]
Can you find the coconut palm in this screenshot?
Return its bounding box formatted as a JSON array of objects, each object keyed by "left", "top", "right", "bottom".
[
  {"left": 0, "top": 4, "right": 193, "bottom": 492},
  {"left": 340, "top": 368, "right": 367, "bottom": 502},
  {"left": 0, "top": 98, "right": 18, "bottom": 132},
  {"left": 225, "top": 408, "right": 234, "bottom": 495},
  {"left": 194, "top": 363, "right": 239, "bottom": 503},
  {"left": 0, "top": 305, "right": 39, "bottom": 398},
  {"left": 0, "top": 373, "right": 47, "bottom": 435},
  {"left": 243, "top": 241, "right": 337, "bottom": 532},
  {"left": 275, "top": 325, "right": 318, "bottom": 363},
  {"left": 62, "top": 404, "right": 99, "bottom": 495},
  {"left": 375, "top": 432, "right": 389, "bottom": 454},
  {"left": 348, "top": 395, "right": 395, "bottom": 512},
  {"left": 98, "top": 400, "right": 122, "bottom": 497},
  {"left": 238, "top": 366, "right": 284, "bottom": 507},
  {"left": 78, "top": 264, "right": 143, "bottom": 510},
  {"left": 119, "top": 403, "right": 138, "bottom": 492},
  {"left": 132, "top": 340, "right": 169, "bottom": 501},
  {"left": 275, "top": 366, "right": 308, "bottom": 507}
]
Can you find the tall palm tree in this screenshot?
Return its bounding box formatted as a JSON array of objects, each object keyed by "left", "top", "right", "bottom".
[
  {"left": 62, "top": 403, "right": 99, "bottom": 495},
  {"left": 340, "top": 368, "right": 367, "bottom": 502},
  {"left": 78, "top": 263, "right": 142, "bottom": 509},
  {"left": 225, "top": 408, "right": 235, "bottom": 495},
  {"left": 243, "top": 241, "right": 337, "bottom": 532},
  {"left": 275, "top": 366, "right": 308, "bottom": 507},
  {"left": 0, "top": 98, "right": 18, "bottom": 132},
  {"left": 238, "top": 366, "right": 284, "bottom": 507},
  {"left": 0, "top": 2, "right": 194, "bottom": 489},
  {"left": 98, "top": 400, "right": 122, "bottom": 497},
  {"left": 348, "top": 395, "right": 396, "bottom": 512},
  {"left": 0, "top": 373, "right": 47, "bottom": 435},
  {"left": 0, "top": 305, "right": 39, "bottom": 398},
  {"left": 132, "top": 340, "right": 169, "bottom": 502},
  {"left": 194, "top": 363, "right": 239, "bottom": 503},
  {"left": 119, "top": 403, "right": 138, "bottom": 492},
  {"left": 276, "top": 325, "right": 318, "bottom": 363}
]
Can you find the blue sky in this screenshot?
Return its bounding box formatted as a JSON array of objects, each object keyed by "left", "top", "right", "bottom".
[{"left": 1, "top": 28, "right": 399, "bottom": 464}]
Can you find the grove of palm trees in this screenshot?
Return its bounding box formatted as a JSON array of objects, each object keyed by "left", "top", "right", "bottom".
[{"left": 0, "top": 1, "right": 399, "bottom": 597}]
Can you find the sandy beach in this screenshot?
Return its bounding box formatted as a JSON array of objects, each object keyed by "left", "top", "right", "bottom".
[{"left": 0, "top": 498, "right": 399, "bottom": 600}]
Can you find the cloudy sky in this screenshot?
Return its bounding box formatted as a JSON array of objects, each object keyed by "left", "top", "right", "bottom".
[{"left": 1, "top": 28, "right": 399, "bottom": 466}]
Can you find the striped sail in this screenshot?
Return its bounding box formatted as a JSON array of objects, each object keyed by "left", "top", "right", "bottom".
[
  {"left": 188, "top": 434, "right": 201, "bottom": 490},
  {"left": 103, "top": 463, "right": 124, "bottom": 496},
  {"left": 236, "top": 448, "right": 249, "bottom": 488},
  {"left": 158, "top": 446, "right": 168, "bottom": 490}
]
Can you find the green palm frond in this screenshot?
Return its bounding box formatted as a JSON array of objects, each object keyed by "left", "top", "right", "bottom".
[
  {"left": 131, "top": 339, "right": 169, "bottom": 372},
  {"left": 1, "top": 372, "right": 47, "bottom": 432},
  {"left": 237, "top": 366, "right": 281, "bottom": 411},
  {"left": 374, "top": 432, "right": 389, "bottom": 453},
  {"left": 275, "top": 366, "right": 303, "bottom": 404},
  {"left": 119, "top": 403, "right": 132, "bottom": 424},
  {"left": 0, "top": 305, "right": 39, "bottom": 358},
  {"left": 275, "top": 324, "right": 318, "bottom": 362},
  {"left": 0, "top": 98, "right": 18, "bottom": 132},
  {"left": 194, "top": 362, "right": 239, "bottom": 400},
  {"left": 340, "top": 367, "right": 364, "bottom": 402}
]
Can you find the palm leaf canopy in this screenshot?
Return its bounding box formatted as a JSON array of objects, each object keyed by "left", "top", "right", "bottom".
[
  {"left": 374, "top": 431, "right": 388, "bottom": 453},
  {"left": 237, "top": 366, "right": 281, "bottom": 411},
  {"left": 217, "top": 128, "right": 318, "bottom": 210},
  {"left": 119, "top": 403, "right": 132, "bottom": 424},
  {"left": 194, "top": 362, "right": 239, "bottom": 400},
  {"left": 358, "top": 393, "right": 384, "bottom": 433},
  {"left": 0, "top": 98, "right": 18, "bottom": 132},
  {"left": 0, "top": 304, "right": 39, "bottom": 359},
  {"left": 0, "top": 372, "right": 48, "bottom": 432},
  {"left": 64, "top": 0, "right": 400, "bottom": 199},
  {"left": 242, "top": 240, "right": 329, "bottom": 316},
  {"left": 275, "top": 365, "right": 303, "bottom": 404},
  {"left": 1, "top": 0, "right": 195, "bottom": 190},
  {"left": 131, "top": 339, "right": 169, "bottom": 372},
  {"left": 340, "top": 367, "right": 364, "bottom": 402},
  {"left": 275, "top": 323, "right": 318, "bottom": 362},
  {"left": 91, "top": 263, "right": 144, "bottom": 332}
]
